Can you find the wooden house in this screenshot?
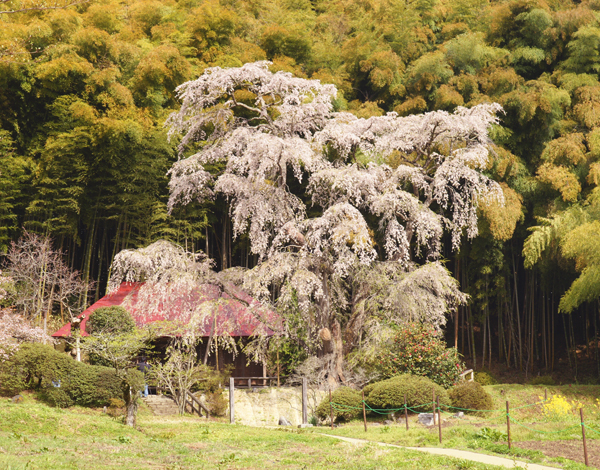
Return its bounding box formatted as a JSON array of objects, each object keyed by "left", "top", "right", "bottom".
[{"left": 52, "top": 282, "right": 278, "bottom": 379}]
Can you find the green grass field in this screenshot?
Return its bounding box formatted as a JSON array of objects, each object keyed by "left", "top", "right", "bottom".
[{"left": 0, "top": 384, "right": 598, "bottom": 469}]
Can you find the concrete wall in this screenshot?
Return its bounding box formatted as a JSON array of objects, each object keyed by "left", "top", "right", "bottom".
[{"left": 227, "top": 387, "right": 327, "bottom": 426}]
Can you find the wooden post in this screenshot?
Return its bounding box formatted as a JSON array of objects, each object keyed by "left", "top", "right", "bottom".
[
  {"left": 545, "top": 389, "right": 548, "bottom": 401},
  {"left": 362, "top": 390, "right": 367, "bottom": 432},
  {"left": 330, "top": 389, "right": 334, "bottom": 430},
  {"left": 277, "top": 349, "right": 280, "bottom": 387},
  {"left": 229, "top": 377, "right": 235, "bottom": 424},
  {"left": 302, "top": 377, "right": 308, "bottom": 425},
  {"left": 581, "top": 408, "right": 589, "bottom": 466},
  {"left": 506, "top": 401, "right": 511, "bottom": 450},
  {"left": 432, "top": 387, "right": 436, "bottom": 426},
  {"left": 437, "top": 395, "right": 442, "bottom": 444},
  {"left": 404, "top": 393, "right": 409, "bottom": 431}
]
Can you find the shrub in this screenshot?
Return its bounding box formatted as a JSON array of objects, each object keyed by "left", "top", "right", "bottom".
[
  {"left": 0, "top": 343, "right": 73, "bottom": 395},
  {"left": 366, "top": 374, "right": 449, "bottom": 413},
  {"left": 364, "top": 323, "right": 465, "bottom": 388},
  {"left": 107, "top": 398, "right": 125, "bottom": 417},
  {"left": 474, "top": 371, "right": 497, "bottom": 386},
  {"left": 41, "top": 386, "right": 74, "bottom": 408},
  {"left": 86, "top": 306, "right": 135, "bottom": 335},
  {"left": 529, "top": 375, "right": 555, "bottom": 386},
  {"left": 205, "top": 391, "right": 228, "bottom": 416},
  {"left": 362, "top": 382, "right": 378, "bottom": 398},
  {"left": 0, "top": 342, "right": 130, "bottom": 407},
  {"left": 449, "top": 381, "right": 493, "bottom": 415},
  {"left": 316, "top": 387, "right": 362, "bottom": 422}
]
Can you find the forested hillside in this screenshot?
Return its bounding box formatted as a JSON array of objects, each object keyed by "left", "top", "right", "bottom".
[{"left": 1, "top": 0, "right": 600, "bottom": 380}]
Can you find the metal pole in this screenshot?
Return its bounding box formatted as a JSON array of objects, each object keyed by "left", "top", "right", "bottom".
[
  {"left": 437, "top": 395, "right": 442, "bottom": 444},
  {"left": 432, "top": 387, "right": 436, "bottom": 426},
  {"left": 229, "top": 377, "right": 235, "bottom": 424},
  {"left": 330, "top": 389, "right": 334, "bottom": 430},
  {"left": 404, "top": 393, "right": 409, "bottom": 431},
  {"left": 362, "top": 390, "right": 367, "bottom": 432},
  {"left": 506, "top": 401, "right": 511, "bottom": 450},
  {"left": 302, "top": 377, "right": 308, "bottom": 425},
  {"left": 581, "top": 408, "right": 589, "bottom": 466}
]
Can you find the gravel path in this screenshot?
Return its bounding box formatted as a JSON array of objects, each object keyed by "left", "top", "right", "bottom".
[{"left": 320, "top": 433, "right": 562, "bottom": 469}]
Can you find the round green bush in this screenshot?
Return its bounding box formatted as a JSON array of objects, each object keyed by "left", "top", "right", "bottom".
[
  {"left": 86, "top": 306, "right": 135, "bottom": 335},
  {"left": 366, "top": 374, "right": 449, "bottom": 412},
  {"left": 474, "top": 371, "right": 497, "bottom": 386},
  {"left": 449, "top": 381, "right": 494, "bottom": 415},
  {"left": 316, "top": 386, "right": 362, "bottom": 422}
]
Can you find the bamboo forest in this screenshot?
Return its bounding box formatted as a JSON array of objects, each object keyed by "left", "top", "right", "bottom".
[{"left": 2, "top": 0, "right": 600, "bottom": 384}]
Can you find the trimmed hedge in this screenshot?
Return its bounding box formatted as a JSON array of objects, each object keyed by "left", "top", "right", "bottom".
[
  {"left": 0, "top": 343, "right": 139, "bottom": 408},
  {"left": 365, "top": 374, "right": 449, "bottom": 412},
  {"left": 448, "top": 381, "right": 493, "bottom": 415},
  {"left": 316, "top": 386, "right": 362, "bottom": 422}
]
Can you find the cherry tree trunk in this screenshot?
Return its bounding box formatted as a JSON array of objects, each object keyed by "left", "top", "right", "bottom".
[
  {"left": 124, "top": 386, "right": 138, "bottom": 427},
  {"left": 331, "top": 320, "right": 346, "bottom": 385}
]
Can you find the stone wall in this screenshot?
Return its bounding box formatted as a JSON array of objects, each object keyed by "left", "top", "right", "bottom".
[{"left": 227, "top": 387, "right": 327, "bottom": 426}]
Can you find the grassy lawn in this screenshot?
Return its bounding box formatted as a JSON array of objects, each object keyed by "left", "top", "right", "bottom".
[
  {"left": 312, "top": 384, "right": 600, "bottom": 469},
  {"left": 0, "top": 393, "right": 505, "bottom": 470},
  {"left": 0, "top": 384, "right": 598, "bottom": 469}
]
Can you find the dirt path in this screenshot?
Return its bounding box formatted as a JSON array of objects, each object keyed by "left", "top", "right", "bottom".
[{"left": 320, "top": 434, "right": 563, "bottom": 469}]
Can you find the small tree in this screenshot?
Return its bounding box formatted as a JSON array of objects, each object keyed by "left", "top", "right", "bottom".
[
  {"left": 151, "top": 336, "right": 202, "bottom": 415},
  {"left": 357, "top": 322, "right": 465, "bottom": 388},
  {"left": 81, "top": 328, "right": 151, "bottom": 427}
]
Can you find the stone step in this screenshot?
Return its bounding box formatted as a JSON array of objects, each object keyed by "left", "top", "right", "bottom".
[{"left": 143, "top": 395, "right": 180, "bottom": 416}]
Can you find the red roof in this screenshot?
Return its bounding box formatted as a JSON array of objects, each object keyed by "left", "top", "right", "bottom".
[{"left": 52, "top": 282, "right": 279, "bottom": 338}]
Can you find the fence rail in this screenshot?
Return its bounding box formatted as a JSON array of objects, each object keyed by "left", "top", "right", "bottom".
[
  {"left": 184, "top": 390, "right": 210, "bottom": 419},
  {"left": 230, "top": 376, "right": 278, "bottom": 388}
]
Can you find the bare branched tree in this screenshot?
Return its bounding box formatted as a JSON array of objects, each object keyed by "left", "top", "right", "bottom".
[{"left": 4, "top": 232, "right": 91, "bottom": 338}]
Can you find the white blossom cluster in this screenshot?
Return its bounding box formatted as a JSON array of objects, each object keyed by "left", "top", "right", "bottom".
[
  {"left": 0, "top": 309, "right": 53, "bottom": 360},
  {"left": 162, "top": 62, "right": 504, "bottom": 352},
  {"left": 166, "top": 63, "right": 503, "bottom": 269}
]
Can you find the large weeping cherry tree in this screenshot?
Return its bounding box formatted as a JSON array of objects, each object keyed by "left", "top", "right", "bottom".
[{"left": 162, "top": 61, "right": 504, "bottom": 384}]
